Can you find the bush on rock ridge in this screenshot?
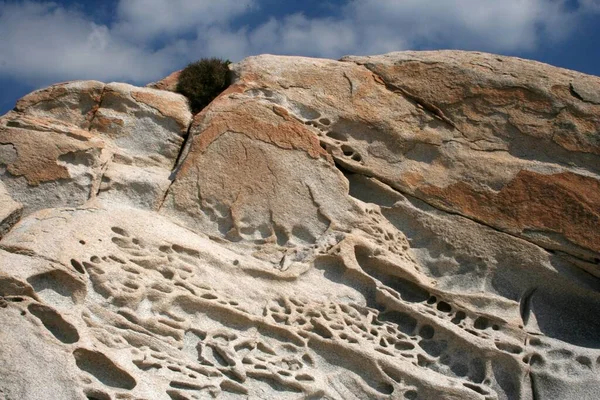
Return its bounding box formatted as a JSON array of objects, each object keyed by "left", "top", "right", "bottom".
[{"left": 176, "top": 58, "right": 231, "bottom": 113}]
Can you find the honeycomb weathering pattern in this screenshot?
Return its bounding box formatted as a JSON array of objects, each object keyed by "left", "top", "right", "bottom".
[{"left": 0, "top": 51, "right": 599, "bottom": 400}]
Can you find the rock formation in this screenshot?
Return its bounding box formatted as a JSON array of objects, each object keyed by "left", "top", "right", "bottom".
[{"left": 1, "top": 51, "right": 599, "bottom": 400}]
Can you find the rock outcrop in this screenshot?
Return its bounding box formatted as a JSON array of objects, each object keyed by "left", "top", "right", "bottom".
[{"left": 0, "top": 51, "right": 599, "bottom": 400}]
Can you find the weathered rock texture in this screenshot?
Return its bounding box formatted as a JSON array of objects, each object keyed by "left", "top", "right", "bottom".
[{"left": 1, "top": 51, "right": 599, "bottom": 400}]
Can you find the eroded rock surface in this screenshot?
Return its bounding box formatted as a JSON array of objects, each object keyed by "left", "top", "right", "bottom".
[
  {"left": 343, "top": 52, "right": 600, "bottom": 262},
  {"left": 0, "top": 80, "right": 191, "bottom": 214},
  {"left": 0, "top": 181, "right": 22, "bottom": 237},
  {"left": 1, "top": 51, "right": 599, "bottom": 400}
]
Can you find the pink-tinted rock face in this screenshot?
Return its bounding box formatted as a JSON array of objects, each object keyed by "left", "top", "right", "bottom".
[
  {"left": 343, "top": 51, "right": 600, "bottom": 262},
  {"left": 1, "top": 52, "right": 599, "bottom": 400},
  {"left": 162, "top": 52, "right": 600, "bottom": 264},
  {"left": 0, "top": 81, "right": 192, "bottom": 214},
  {"left": 146, "top": 69, "right": 181, "bottom": 92}
]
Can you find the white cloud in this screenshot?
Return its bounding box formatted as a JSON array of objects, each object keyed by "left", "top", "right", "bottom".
[
  {"left": 0, "top": 1, "right": 180, "bottom": 85},
  {"left": 339, "top": 0, "right": 582, "bottom": 54},
  {"left": 580, "top": 0, "right": 600, "bottom": 11},
  {"left": 114, "top": 0, "right": 255, "bottom": 42},
  {"left": 248, "top": 14, "right": 358, "bottom": 57},
  {"left": 203, "top": 0, "right": 597, "bottom": 62},
  {"left": 0, "top": 0, "right": 597, "bottom": 89},
  {"left": 199, "top": 26, "right": 252, "bottom": 62}
]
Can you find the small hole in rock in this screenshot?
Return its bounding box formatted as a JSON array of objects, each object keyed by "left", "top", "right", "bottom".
[
  {"left": 420, "top": 339, "right": 447, "bottom": 357},
  {"left": 495, "top": 342, "right": 522, "bottom": 354},
  {"left": 419, "top": 325, "right": 435, "bottom": 340},
  {"left": 296, "top": 374, "right": 314, "bottom": 381},
  {"left": 529, "top": 354, "right": 545, "bottom": 367},
  {"left": 576, "top": 356, "right": 592, "bottom": 368},
  {"left": 437, "top": 301, "right": 452, "bottom": 312},
  {"left": 111, "top": 227, "right": 129, "bottom": 237},
  {"left": 70, "top": 259, "right": 85, "bottom": 274},
  {"left": 452, "top": 311, "right": 467, "bottom": 324},
  {"left": 74, "top": 348, "right": 136, "bottom": 389},
  {"left": 417, "top": 354, "right": 431, "bottom": 367},
  {"left": 463, "top": 383, "right": 488, "bottom": 395},
  {"left": 302, "top": 354, "right": 314, "bottom": 366},
  {"left": 474, "top": 317, "right": 489, "bottom": 330},
  {"left": 394, "top": 341, "right": 415, "bottom": 351},
  {"left": 28, "top": 303, "right": 79, "bottom": 344},
  {"left": 451, "top": 362, "right": 469, "bottom": 377},
  {"left": 341, "top": 145, "right": 355, "bottom": 157},
  {"left": 326, "top": 131, "right": 347, "bottom": 141},
  {"left": 159, "top": 245, "right": 171, "bottom": 253},
  {"left": 85, "top": 389, "right": 111, "bottom": 400},
  {"left": 529, "top": 338, "right": 542, "bottom": 346}
]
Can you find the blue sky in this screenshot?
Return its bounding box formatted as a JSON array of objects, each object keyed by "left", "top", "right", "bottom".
[{"left": 1, "top": 0, "right": 599, "bottom": 115}]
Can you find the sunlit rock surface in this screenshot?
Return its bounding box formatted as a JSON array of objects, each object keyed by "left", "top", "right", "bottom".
[{"left": 1, "top": 51, "right": 599, "bottom": 400}]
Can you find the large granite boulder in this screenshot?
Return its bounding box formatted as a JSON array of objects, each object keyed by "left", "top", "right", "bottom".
[
  {"left": 0, "top": 51, "right": 599, "bottom": 400},
  {"left": 0, "top": 81, "right": 191, "bottom": 213}
]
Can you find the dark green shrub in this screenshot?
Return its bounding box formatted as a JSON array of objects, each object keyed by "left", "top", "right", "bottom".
[{"left": 176, "top": 58, "right": 231, "bottom": 113}]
